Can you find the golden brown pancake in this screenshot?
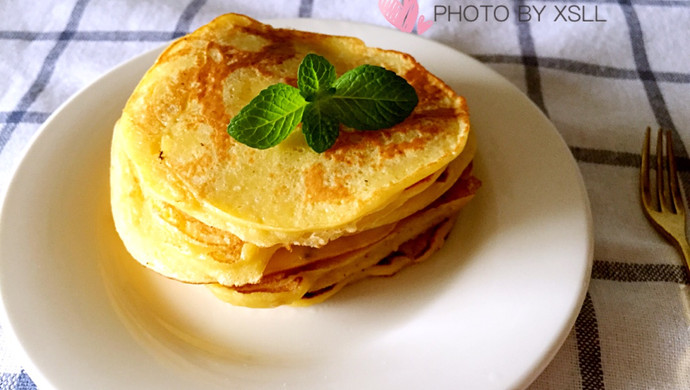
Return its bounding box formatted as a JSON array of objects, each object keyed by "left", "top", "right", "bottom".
[
  {"left": 114, "top": 13, "right": 471, "bottom": 247},
  {"left": 110, "top": 13, "right": 480, "bottom": 307}
]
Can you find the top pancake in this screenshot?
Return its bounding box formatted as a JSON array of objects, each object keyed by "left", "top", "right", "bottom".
[{"left": 116, "top": 13, "right": 470, "bottom": 247}]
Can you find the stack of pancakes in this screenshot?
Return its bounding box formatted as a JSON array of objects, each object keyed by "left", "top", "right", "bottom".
[{"left": 110, "top": 13, "right": 480, "bottom": 308}]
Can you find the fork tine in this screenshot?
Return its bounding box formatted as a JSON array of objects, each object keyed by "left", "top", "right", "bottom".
[
  {"left": 666, "top": 130, "right": 684, "bottom": 215},
  {"left": 641, "top": 126, "right": 654, "bottom": 211},
  {"left": 657, "top": 128, "right": 672, "bottom": 212}
]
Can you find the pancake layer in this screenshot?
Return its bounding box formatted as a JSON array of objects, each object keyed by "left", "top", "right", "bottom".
[{"left": 115, "top": 13, "right": 471, "bottom": 247}]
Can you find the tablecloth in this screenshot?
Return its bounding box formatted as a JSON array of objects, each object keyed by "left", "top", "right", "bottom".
[{"left": 1, "top": 0, "right": 689, "bottom": 389}]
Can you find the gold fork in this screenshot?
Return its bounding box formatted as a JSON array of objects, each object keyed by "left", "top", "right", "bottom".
[{"left": 640, "top": 127, "right": 690, "bottom": 275}]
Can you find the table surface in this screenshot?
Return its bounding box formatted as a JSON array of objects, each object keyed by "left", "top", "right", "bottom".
[{"left": 1, "top": 1, "right": 689, "bottom": 389}]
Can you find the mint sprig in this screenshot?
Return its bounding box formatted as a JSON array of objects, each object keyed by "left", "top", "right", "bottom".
[{"left": 227, "top": 53, "right": 418, "bottom": 153}]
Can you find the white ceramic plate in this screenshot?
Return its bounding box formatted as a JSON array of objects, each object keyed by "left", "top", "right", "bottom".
[{"left": 0, "top": 19, "right": 592, "bottom": 389}]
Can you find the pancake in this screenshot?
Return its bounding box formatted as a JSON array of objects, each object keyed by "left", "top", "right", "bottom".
[
  {"left": 114, "top": 13, "right": 471, "bottom": 247},
  {"left": 110, "top": 13, "right": 481, "bottom": 308}
]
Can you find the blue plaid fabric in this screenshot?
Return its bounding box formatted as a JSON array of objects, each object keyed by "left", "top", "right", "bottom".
[{"left": 1, "top": 0, "right": 689, "bottom": 388}]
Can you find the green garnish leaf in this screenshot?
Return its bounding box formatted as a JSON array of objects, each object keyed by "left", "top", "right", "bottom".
[
  {"left": 227, "top": 54, "right": 418, "bottom": 153},
  {"left": 227, "top": 83, "right": 307, "bottom": 149},
  {"left": 329, "top": 65, "right": 419, "bottom": 130},
  {"left": 298, "top": 53, "right": 337, "bottom": 101},
  {"left": 302, "top": 103, "right": 339, "bottom": 153}
]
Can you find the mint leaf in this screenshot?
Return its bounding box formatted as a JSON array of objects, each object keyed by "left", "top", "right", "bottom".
[
  {"left": 227, "top": 83, "right": 307, "bottom": 149},
  {"left": 328, "top": 65, "right": 418, "bottom": 130},
  {"left": 226, "top": 54, "right": 419, "bottom": 153},
  {"left": 302, "top": 103, "right": 339, "bottom": 153},
  {"left": 298, "top": 54, "right": 337, "bottom": 101}
]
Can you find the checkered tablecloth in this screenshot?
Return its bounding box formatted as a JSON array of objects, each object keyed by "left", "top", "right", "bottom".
[{"left": 1, "top": 0, "right": 689, "bottom": 389}]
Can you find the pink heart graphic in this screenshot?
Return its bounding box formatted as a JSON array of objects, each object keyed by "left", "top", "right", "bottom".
[
  {"left": 378, "top": 0, "right": 418, "bottom": 33},
  {"left": 416, "top": 15, "right": 433, "bottom": 34}
]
